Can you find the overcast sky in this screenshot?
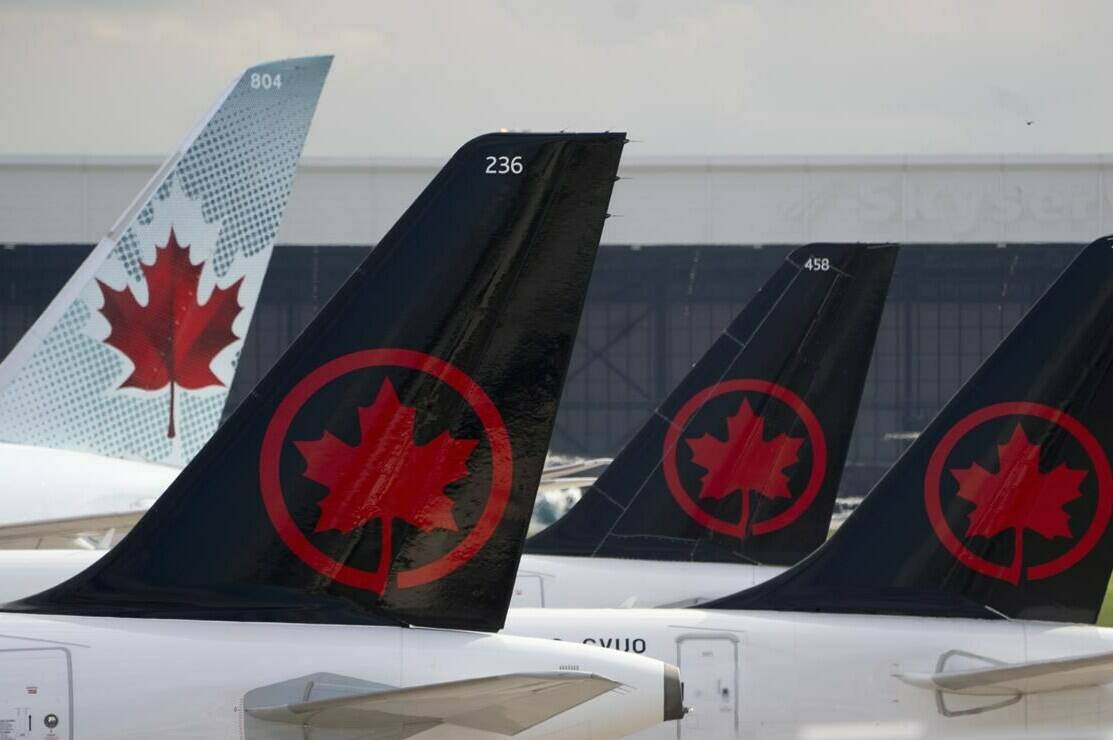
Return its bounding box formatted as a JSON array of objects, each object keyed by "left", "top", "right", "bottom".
[{"left": 1, "top": 0, "right": 1110, "bottom": 158}]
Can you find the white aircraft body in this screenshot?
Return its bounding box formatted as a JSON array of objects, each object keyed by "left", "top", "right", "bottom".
[
  {"left": 0, "top": 57, "right": 330, "bottom": 544},
  {"left": 513, "top": 556, "right": 781, "bottom": 608},
  {"left": 506, "top": 609, "right": 1113, "bottom": 739},
  {"left": 0, "top": 615, "right": 675, "bottom": 739},
  {"left": 8, "top": 562, "right": 1106, "bottom": 739},
  {"left": 0, "top": 444, "right": 175, "bottom": 545}
]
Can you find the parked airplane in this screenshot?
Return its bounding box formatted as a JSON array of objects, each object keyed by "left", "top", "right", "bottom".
[
  {"left": 515, "top": 243, "right": 898, "bottom": 607},
  {"left": 0, "top": 132, "right": 683, "bottom": 738},
  {"left": 0, "top": 56, "right": 330, "bottom": 546},
  {"left": 506, "top": 235, "right": 1113, "bottom": 738}
]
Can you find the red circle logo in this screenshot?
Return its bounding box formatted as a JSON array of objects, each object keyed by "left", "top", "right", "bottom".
[
  {"left": 259, "top": 349, "right": 513, "bottom": 594},
  {"left": 924, "top": 402, "right": 1113, "bottom": 584},
  {"left": 662, "top": 379, "right": 827, "bottom": 539}
]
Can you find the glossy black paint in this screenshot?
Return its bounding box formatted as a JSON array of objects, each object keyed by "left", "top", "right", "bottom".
[
  {"left": 7, "top": 133, "right": 625, "bottom": 632},
  {"left": 527, "top": 244, "right": 897, "bottom": 565},
  {"left": 713, "top": 236, "right": 1113, "bottom": 623}
]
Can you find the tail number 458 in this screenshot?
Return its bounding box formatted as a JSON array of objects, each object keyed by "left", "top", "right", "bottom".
[{"left": 486, "top": 156, "right": 524, "bottom": 175}]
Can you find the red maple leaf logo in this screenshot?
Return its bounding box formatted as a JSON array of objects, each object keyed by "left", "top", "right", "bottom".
[
  {"left": 686, "top": 398, "right": 804, "bottom": 535},
  {"left": 950, "top": 423, "right": 1086, "bottom": 579},
  {"left": 97, "top": 228, "right": 243, "bottom": 438},
  {"left": 294, "top": 378, "right": 478, "bottom": 546}
]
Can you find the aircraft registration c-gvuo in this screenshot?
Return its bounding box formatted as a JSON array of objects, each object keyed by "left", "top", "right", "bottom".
[
  {"left": 0, "top": 130, "right": 684, "bottom": 738},
  {"left": 506, "top": 236, "right": 1113, "bottom": 738},
  {"left": 0, "top": 57, "right": 331, "bottom": 547}
]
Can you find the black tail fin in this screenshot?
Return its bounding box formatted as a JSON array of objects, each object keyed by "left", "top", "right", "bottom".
[
  {"left": 713, "top": 238, "right": 1113, "bottom": 624},
  {"left": 8, "top": 133, "right": 626, "bottom": 633},
  {"left": 528, "top": 244, "right": 898, "bottom": 565}
]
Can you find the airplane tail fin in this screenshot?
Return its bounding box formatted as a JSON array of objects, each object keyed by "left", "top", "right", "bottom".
[
  {"left": 0, "top": 56, "right": 331, "bottom": 466},
  {"left": 528, "top": 244, "right": 897, "bottom": 565},
  {"left": 712, "top": 238, "right": 1113, "bottom": 624},
  {"left": 8, "top": 133, "right": 626, "bottom": 632}
]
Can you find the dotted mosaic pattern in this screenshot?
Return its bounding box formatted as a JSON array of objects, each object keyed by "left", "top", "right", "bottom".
[{"left": 0, "top": 57, "right": 331, "bottom": 467}]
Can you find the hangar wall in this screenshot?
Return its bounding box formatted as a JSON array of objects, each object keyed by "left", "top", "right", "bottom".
[
  {"left": 0, "top": 156, "right": 1102, "bottom": 497},
  {"left": 2, "top": 154, "right": 1113, "bottom": 245}
]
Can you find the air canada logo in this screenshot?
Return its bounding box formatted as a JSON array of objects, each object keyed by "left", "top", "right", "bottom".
[
  {"left": 662, "top": 379, "right": 828, "bottom": 538},
  {"left": 97, "top": 227, "right": 243, "bottom": 438},
  {"left": 924, "top": 402, "right": 1113, "bottom": 584},
  {"left": 259, "top": 349, "right": 512, "bottom": 594}
]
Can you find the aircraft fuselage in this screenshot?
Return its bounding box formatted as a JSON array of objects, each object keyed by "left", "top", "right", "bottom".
[
  {"left": 506, "top": 608, "right": 1113, "bottom": 739},
  {"left": 0, "top": 443, "right": 175, "bottom": 537},
  {"left": 512, "top": 554, "right": 786, "bottom": 608},
  {"left": 0, "top": 613, "right": 671, "bottom": 739}
]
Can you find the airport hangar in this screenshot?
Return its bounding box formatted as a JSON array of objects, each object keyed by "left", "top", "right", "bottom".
[{"left": 0, "top": 153, "right": 1107, "bottom": 498}]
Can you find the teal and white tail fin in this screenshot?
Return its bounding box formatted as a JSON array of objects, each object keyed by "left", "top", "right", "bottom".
[{"left": 0, "top": 56, "right": 331, "bottom": 466}]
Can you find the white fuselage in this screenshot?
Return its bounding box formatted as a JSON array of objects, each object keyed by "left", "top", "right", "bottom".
[
  {"left": 0, "top": 613, "right": 670, "bottom": 739},
  {"left": 0, "top": 442, "right": 177, "bottom": 529},
  {"left": 512, "top": 554, "right": 786, "bottom": 608},
  {"left": 506, "top": 608, "right": 1113, "bottom": 739},
  {"left": 0, "top": 551, "right": 784, "bottom": 611},
  {"left": 6, "top": 556, "right": 1110, "bottom": 737}
]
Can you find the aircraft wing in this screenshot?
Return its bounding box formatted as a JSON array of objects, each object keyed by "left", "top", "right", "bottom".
[
  {"left": 245, "top": 671, "right": 622, "bottom": 736},
  {"left": 541, "top": 458, "right": 611, "bottom": 477},
  {"left": 536, "top": 458, "right": 610, "bottom": 493},
  {"left": 0, "top": 511, "right": 142, "bottom": 548},
  {"left": 536, "top": 476, "right": 598, "bottom": 493},
  {"left": 894, "top": 649, "right": 1113, "bottom": 696}
]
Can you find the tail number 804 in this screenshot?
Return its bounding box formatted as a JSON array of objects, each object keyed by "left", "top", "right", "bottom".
[
  {"left": 486, "top": 156, "right": 524, "bottom": 175},
  {"left": 251, "top": 73, "right": 282, "bottom": 90}
]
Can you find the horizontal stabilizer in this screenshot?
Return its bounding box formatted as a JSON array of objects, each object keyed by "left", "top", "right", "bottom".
[
  {"left": 245, "top": 671, "right": 621, "bottom": 736},
  {"left": 895, "top": 649, "right": 1113, "bottom": 696}
]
